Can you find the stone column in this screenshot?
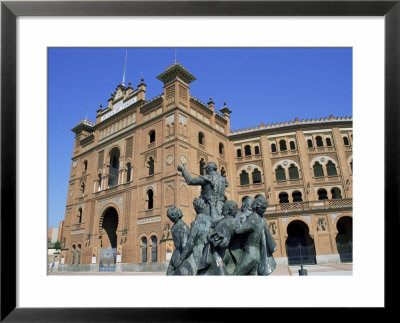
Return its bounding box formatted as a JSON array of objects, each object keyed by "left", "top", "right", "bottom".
[
  {"left": 260, "top": 135, "right": 277, "bottom": 204},
  {"left": 332, "top": 127, "right": 352, "bottom": 198},
  {"left": 296, "top": 130, "right": 318, "bottom": 201}
]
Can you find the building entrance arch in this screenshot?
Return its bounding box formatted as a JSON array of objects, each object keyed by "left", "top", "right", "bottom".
[
  {"left": 336, "top": 216, "right": 353, "bottom": 263},
  {"left": 99, "top": 207, "right": 119, "bottom": 271},
  {"left": 285, "top": 220, "right": 317, "bottom": 265}
]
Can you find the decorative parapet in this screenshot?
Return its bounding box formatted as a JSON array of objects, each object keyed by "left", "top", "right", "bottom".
[
  {"left": 190, "top": 96, "right": 209, "bottom": 110},
  {"left": 71, "top": 119, "right": 95, "bottom": 134},
  {"left": 230, "top": 116, "right": 353, "bottom": 136},
  {"left": 140, "top": 94, "right": 163, "bottom": 114},
  {"left": 265, "top": 198, "right": 352, "bottom": 216}
]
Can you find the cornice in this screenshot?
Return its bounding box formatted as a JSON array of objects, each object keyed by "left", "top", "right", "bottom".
[{"left": 229, "top": 117, "right": 353, "bottom": 140}]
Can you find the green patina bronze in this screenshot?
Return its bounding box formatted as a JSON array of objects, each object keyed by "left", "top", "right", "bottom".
[{"left": 167, "top": 162, "right": 277, "bottom": 276}]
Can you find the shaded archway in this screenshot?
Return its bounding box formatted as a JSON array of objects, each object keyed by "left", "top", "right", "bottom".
[
  {"left": 100, "top": 207, "right": 119, "bottom": 249},
  {"left": 285, "top": 220, "right": 317, "bottom": 265},
  {"left": 99, "top": 207, "right": 119, "bottom": 271},
  {"left": 336, "top": 216, "right": 353, "bottom": 263}
]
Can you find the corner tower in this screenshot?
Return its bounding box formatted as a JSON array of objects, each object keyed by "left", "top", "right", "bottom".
[{"left": 156, "top": 62, "right": 196, "bottom": 110}]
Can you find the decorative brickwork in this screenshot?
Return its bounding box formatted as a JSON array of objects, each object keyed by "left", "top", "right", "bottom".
[
  {"left": 97, "top": 150, "right": 104, "bottom": 170},
  {"left": 126, "top": 137, "right": 133, "bottom": 158}
]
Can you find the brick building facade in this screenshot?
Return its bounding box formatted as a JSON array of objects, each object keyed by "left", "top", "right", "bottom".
[{"left": 58, "top": 62, "right": 352, "bottom": 272}]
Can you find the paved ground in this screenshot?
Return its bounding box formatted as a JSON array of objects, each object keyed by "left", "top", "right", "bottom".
[
  {"left": 273, "top": 263, "right": 352, "bottom": 276},
  {"left": 48, "top": 263, "right": 352, "bottom": 276}
]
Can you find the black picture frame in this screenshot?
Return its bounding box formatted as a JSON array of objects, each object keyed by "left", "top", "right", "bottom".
[{"left": 1, "top": 0, "right": 397, "bottom": 321}]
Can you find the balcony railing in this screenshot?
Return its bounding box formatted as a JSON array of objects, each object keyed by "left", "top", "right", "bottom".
[
  {"left": 266, "top": 198, "right": 352, "bottom": 213},
  {"left": 275, "top": 179, "right": 303, "bottom": 186},
  {"left": 271, "top": 150, "right": 298, "bottom": 158},
  {"left": 313, "top": 175, "right": 341, "bottom": 183}
]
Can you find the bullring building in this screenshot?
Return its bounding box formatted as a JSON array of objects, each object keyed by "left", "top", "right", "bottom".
[{"left": 58, "top": 62, "right": 352, "bottom": 272}]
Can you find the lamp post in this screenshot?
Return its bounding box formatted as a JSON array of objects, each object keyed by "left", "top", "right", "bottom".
[{"left": 298, "top": 242, "right": 308, "bottom": 276}]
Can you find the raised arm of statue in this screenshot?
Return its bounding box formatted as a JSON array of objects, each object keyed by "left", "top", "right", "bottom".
[{"left": 178, "top": 165, "right": 206, "bottom": 186}]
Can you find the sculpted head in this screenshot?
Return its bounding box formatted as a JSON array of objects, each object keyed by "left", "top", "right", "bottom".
[
  {"left": 205, "top": 162, "right": 218, "bottom": 174},
  {"left": 222, "top": 200, "right": 238, "bottom": 218},
  {"left": 241, "top": 197, "right": 254, "bottom": 212},
  {"left": 251, "top": 196, "right": 269, "bottom": 215},
  {"left": 193, "top": 198, "right": 207, "bottom": 214},
  {"left": 167, "top": 206, "right": 183, "bottom": 223}
]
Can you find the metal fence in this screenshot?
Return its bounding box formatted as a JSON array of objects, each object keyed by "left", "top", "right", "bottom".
[
  {"left": 337, "top": 241, "right": 353, "bottom": 263},
  {"left": 99, "top": 246, "right": 116, "bottom": 271},
  {"left": 286, "top": 242, "right": 317, "bottom": 265}
]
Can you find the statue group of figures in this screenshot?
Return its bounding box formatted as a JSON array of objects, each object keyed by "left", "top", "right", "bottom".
[{"left": 166, "top": 162, "right": 277, "bottom": 276}]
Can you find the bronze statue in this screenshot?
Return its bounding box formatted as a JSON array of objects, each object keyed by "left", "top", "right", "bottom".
[
  {"left": 174, "top": 198, "right": 212, "bottom": 275},
  {"left": 178, "top": 162, "right": 228, "bottom": 222},
  {"left": 233, "top": 196, "right": 277, "bottom": 275},
  {"left": 166, "top": 206, "right": 190, "bottom": 275},
  {"left": 199, "top": 201, "right": 238, "bottom": 275},
  {"left": 167, "top": 162, "right": 277, "bottom": 276}
]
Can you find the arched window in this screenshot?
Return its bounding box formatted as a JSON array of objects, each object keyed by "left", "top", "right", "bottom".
[
  {"left": 199, "top": 158, "right": 206, "bottom": 175},
  {"left": 126, "top": 163, "right": 132, "bottom": 182},
  {"left": 221, "top": 167, "right": 226, "bottom": 177},
  {"left": 316, "top": 136, "right": 324, "bottom": 147},
  {"left": 331, "top": 187, "right": 342, "bottom": 199},
  {"left": 289, "top": 141, "right": 296, "bottom": 150},
  {"left": 149, "top": 130, "right": 155, "bottom": 143},
  {"left": 252, "top": 168, "right": 262, "bottom": 184},
  {"left": 108, "top": 147, "right": 120, "bottom": 187},
  {"left": 78, "top": 208, "right": 82, "bottom": 224},
  {"left": 288, "top": 164, "right": 299, "bottom": 180},
  {"left": 198, "top": 132, "right": 204, "bottom": 145},
  {"left": 313, "top": 162, "right": 324, "bottom": 177},
  {"left": 279, "top": 192, "right": 289, "bottom": 204},
  {"left": 275, "top": 165, "right": 286, "bottom": 181},
  {"left": 240, "top": 170, "right": 250, "bottom": 185},
  {"left": 318, "top": 188, "right": 328, "bottom": 200},
  {"left": 236, "top": 149, "right": 242, "bottom": 158},
  {"left": 77, "top": 244, "right": 81, "bottom": 264},
  {"left": 343, "top": 136, "right": 349, "bottom": 146},
  {"left": 242, "top": 196, "right": 250, "bottom": 203},
  {"left": 148, "top": 157, "right": 154, "bottom": 176},
  {"left": 219, "top": 143, "right": 224, "bottom": 155},
  {"left": 81, "top": 182, "right": 85, "bottom": 196},
  {"left": 84, "top": 160, "right": 88, "bottom": 171},
  {"left": 350, "top": 161, "right": 353, "bottom": 172},
  {"left": 271, "top": 143, "right": 277, "bottom": 153},
  {"left": 326, "top": 138, "right": 332, "bottom": 146},
  {"left": 141, "top": 237, "right": 147, "bottom": 262},
  {"left": 307, "top": 139, "right": 313, "bottom": 148},
  {"left": 98, "top": 174, "right": 102, "bottom": 191},
  {"left": 151, "top": 236, "right": 158, "bottom": 262},
  {"left": 147, "top": 189, "right": 154, "bottom": 209},
  {"left": 279, "top": 140, "right": 287, "bottom": 151},
  {"left": 71, "top": 245, "right": 76, "bottom": 264},
  {"left": 292, "top": 191, "right": 303, "bottom": 202},
  {"left": 254, "top": 146, "right": 260, "bottom": 155},
  {"left": 244, "top": 145, "right": 251, "bottom": 156},
  {"left": 326, "top": 161, "right": 338, "bottom": 176}
]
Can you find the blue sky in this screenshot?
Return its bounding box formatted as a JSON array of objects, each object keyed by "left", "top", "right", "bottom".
[{"left": 48, "top": 47, "right": 352, "bottom": 229}]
